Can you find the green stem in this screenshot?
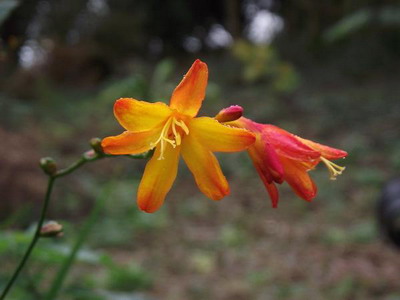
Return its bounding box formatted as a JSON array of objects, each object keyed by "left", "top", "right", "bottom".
[
  {"left": 55, "top": 157, "right": 88, "bottom": 178},
  {"left": 45, "top": 184, "right": 111, "bottom": 300},
  {"left": 0, "top": 177, "right": 55, "bottom": 300},
  {"left": 0, "top": 149, "right": 152, "bottom": 299}
]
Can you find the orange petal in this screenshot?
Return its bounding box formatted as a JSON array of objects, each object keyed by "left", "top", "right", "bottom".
[
  {"left": 263, "top": 125, "right": 320, "bottom": 162},
  {"left": 114, "top": 98, "right": 172, "bottom": 132},
  {"left": 101, "top": 126, "right": 161, "bottom": 155},
  {"left": 247, "top": 137, "right": 284, "bottom": 184},
  {"left": 280, "top": 157, "right": 317, "bottom": 201},
  {"left": 169, "top": 59, "right": 208, "bottom": 117},
  {"left": 181, "top": 134, "right": 229, "bottom": 200},
  {"left": 137, "top": 144, "right": 180, "bottom": 213},
  {"left": 189, "top": 117, "right": 255, "bottom": 152},
  {"left": 296, "top": 137, "right": 348, "bottom": 160},
  {"left": 249, "top": 154, "right": 280, "bottom": 207},
  {"left": 265, "top": 181, "right": 279, "bottom": 208}
]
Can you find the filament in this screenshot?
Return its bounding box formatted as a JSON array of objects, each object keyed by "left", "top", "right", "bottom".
[
  {"left": 320, "top": 157, "right": 346, "bottom": 180},
  {"left": 151, "top": 117, "right": 189, "bottom": 160}
]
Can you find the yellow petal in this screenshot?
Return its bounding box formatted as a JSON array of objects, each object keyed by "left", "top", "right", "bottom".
[
  {"left": 169, "top": 59, "right": 208, "bottom": 117},
  {"left": 189, "top": 117, "right": 255, "bottom": 152},
  {"left": 137, "top": 144, "right": 180, "bottom": 213},
  {"left": 114, "top": 98, "right": 172, "bottom": 132},
  {"left": 101, "top": 127, "right": 161, "bottom": 155},
  {"left": 181, "top": 134, "right": 229, "bottom": 200}
]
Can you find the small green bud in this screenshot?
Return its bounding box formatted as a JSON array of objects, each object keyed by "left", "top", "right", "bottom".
[
  {"left": 40, "top": 157, "right": 57, "bottom": 175},
  {"left": 40, "top": 221, "right": 63, "bottom": 238},
  {"left": 90, "top": 137, "right": 104, "bottom": 155}
]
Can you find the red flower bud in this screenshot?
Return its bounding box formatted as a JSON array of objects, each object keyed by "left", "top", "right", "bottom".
[{"left": 215, "top": 105, "right": 243, "bottom": 122}]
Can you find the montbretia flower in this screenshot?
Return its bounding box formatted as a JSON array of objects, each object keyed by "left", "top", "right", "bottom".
[
  {"left": 216, "top": 108, "right": 347, "bottom": 207},
  {"left": 102, "top": 60, "right": 255, "bottom": 213}
]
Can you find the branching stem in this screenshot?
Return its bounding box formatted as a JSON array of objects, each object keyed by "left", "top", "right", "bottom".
[{"left": 0, "top": 148, "right": 152, "bottom": 300}]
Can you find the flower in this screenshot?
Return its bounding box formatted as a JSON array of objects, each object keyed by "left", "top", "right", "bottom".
[
  {"left": 102, "top": 60, "right": 255, "bottom": 213},
  {"left": 216, "top": 108, "right": 347, "bottom": 207}
]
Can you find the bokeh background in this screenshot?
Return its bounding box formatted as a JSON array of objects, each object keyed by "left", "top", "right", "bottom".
[{"left": 1, "top": 0, "right": 400, "bottom": 299}]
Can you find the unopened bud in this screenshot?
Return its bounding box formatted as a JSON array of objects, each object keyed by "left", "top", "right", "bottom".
[
  {"left": 215, "top": 105, "right": 243, "bottom": 123},
  {"left": 40, "top": 221, "right": 63, "bottom": 238},
  {"left": 83, "top": 149, "right": 96, "bottom": 160},
  {"left": 90, "top": 137, "right": 104, "bottom": 155},
  {"left": 40, "top": 157, "right": 57, "bottom": 175}
]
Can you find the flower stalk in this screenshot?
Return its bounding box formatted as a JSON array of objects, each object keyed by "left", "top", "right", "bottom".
[{"left": 0, "top": 142, "right": 152, "bottom": 300}]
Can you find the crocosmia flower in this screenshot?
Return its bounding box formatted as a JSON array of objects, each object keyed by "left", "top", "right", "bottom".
[
  {"left": 216, "top": 107, "right": 347, "bottom": 207},
  {"left": 102, "top": 60, "right": 255, "bottom": 212}
]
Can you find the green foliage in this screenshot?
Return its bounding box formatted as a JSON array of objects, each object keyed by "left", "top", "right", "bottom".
[
  {"left": 324, "top": 6, "right": 400, "bottom": 43},
  {"left": 103, "top": 259, "right": 153, "bottom": 292},
  {"left": 231, "top": 40, "right": 299, "bottom": 93}
]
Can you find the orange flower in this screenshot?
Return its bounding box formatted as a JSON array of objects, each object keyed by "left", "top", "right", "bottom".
[
  {"left": 216, "top": 107, "right": 347, "bottom": 207},
  {"left": 102, "top": 60, "right": 255, "bottom": 212}
]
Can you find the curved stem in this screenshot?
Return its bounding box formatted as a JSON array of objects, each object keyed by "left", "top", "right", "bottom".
[
  {"left": 55, "top": 157, "right": 87, "bottom": 178},
  {"left": 0, "top": 177, "right": 55, "bottom": 300},
  {"left": 0, "top": 149, "right": 152, "bottom": 299}
]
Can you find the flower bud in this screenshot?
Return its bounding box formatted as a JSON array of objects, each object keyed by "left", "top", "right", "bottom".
[
  {"left": 90, "top": 137, "right": 104, "bottom": 155},
  {"left": 39, "top": 157, "right": 57, "bottom": 175},
  {"left": 215, "top": 105, "right": 243, "bottom": 122},
  {"left": 40, "top": 221, "right": 63, "bottom": 238},
  {"left": 83, "top": 149, "right": 96, "bottom": 160}
]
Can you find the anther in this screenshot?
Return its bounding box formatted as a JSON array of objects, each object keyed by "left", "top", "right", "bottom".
[{"left": 320, "top": 157, "right": 346, "bottom": 180}]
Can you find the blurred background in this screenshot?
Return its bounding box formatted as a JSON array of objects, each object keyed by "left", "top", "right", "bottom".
[{"left": 1, "top": 0, "right": 400, "bottom": 299}]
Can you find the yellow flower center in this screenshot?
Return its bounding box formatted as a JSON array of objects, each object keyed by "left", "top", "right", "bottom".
[
  {"left": 320, "top": 157, "right": 346, "bottom": 180},
  {"left": 151, "top": 116, "right": 189, "bottom": 160}
]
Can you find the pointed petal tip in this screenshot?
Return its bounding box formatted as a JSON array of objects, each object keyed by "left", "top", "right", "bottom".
[
  {"left": 300, "top": 188, "right": 317, "bottom": 202},
  {"left": 322, "top": 148, "right": 348, "bottom": 160},
  {"left": 211, "top": 186, "right": 230, "bottom": 201},
  {"left": 137, "top": 144, "right": 180, "bottom": 214},
  {"left": 335, "top": 150, "right": 348, "bottom": 159},
  {"left": 138, "top": 201, "right": 159, "bottom": 213},
  {"left": 193, "top": 58, "right": 207, "bottom": 67},
  {"left": 297, "top": 136, "right": 348, "bottom": 160},
  {"left": 113, "top": 98, "right": 137, "bottom": 113},
  {"left": 189, "top": 59, "right": 208, "bottom": 76},
  {"left": 100, "top": 129, "right": 160, "bottom": 155},
  {"left": 169, "top": 59, "right": 208, "bottom": 117}
]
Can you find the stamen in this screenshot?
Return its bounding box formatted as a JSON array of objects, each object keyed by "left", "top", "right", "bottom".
[
  {"left": 153, "top": 118, "right": 173, "bottom": 160},
  {"left": 320, "top": 157, "right": 346, "bottom": 180},
  {"left": 151, "top": 117, "right": 189, "bottom": 160},
  {"left": 171, "top": 120, "right": 181, "bottom": 146},
  {"left": 173, "top": 118, "right": 189, "bottom": 135}
]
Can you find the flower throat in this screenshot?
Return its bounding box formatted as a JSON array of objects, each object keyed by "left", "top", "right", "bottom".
[{"left": 151, "top": 117, "right": 189, "bottom": 160}]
